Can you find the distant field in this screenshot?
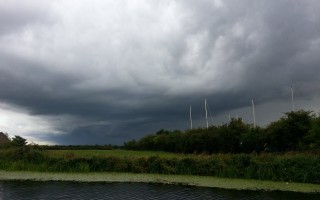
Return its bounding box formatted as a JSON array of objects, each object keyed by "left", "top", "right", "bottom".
[{"left": 44, "top": 149, "right": 194, "bottom": 159}]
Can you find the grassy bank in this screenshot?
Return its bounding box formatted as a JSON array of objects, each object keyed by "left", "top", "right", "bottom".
[
  {"left": 1, "top": 171, "right": 320, "bottom": 193},
  {"left": 0, "top": 148, "right": 319, "bottom": 184}
]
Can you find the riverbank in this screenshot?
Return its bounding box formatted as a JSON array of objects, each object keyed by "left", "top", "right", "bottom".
[
  {"left": 1, "top": 171, "right": 319, "bottom": 193},
  {"left": 1, "top": 149, "right": 320, "bottom": 184}
]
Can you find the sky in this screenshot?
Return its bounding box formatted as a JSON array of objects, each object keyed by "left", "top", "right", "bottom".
[{"left": 0, "top": 0, "right": 320, "bottom": 145}]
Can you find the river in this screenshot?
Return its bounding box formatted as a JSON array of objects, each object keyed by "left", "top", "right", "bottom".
[{"left": 0, "top": 181, "right": 319, "bottom": 200}]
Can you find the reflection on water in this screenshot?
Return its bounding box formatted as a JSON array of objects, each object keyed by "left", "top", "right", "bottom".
[{"left": 0, "top": 181, "right": 319, "bottom": 200}]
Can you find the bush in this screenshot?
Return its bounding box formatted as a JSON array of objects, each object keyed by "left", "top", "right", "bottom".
[
  {"left": 11, "top": 135, "right": 27, "bottom": 147},
  {"left": 124, "top": 110, "right": 320, "bottom": 153},
  {"left": 0, "top": 150, "right": 319, "bottom": 184}
]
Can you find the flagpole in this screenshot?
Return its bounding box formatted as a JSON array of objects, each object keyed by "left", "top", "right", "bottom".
[
  {"left": 205, "top": 99, "right": 208, "bottom": 129},
  {"left": 190, "top": 105, "right": 192, "bottom": 129},
  {"left": 291, "top": 85, "right": 295, "bottom": 111},
  {"left": 252, "top": 99, "right": 256, "bottom": 128}
]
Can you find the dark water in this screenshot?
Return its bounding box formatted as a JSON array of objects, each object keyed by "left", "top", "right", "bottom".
[{"left": 0, "top": 181, "right": 319, "bottom": 200}]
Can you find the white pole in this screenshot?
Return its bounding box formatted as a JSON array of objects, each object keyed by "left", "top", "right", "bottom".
[
  {"left": 252, "top": 99, "right": 256, "bottom": 128},
  {"left": 291, "top": 85, "right": 295, "bottom": 111},
  {"left": 205, "top": 99, "right": 208, "bottom": 129},
  {"left": 190, "top": 105, "right": 193, "bottom": 129}
]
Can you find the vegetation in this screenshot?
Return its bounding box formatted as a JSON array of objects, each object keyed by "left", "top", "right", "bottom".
[
  {"left": 0, "top": 110, "right": 319, "bottom": 185},
  {"left": 10, "top": 135, "right": 28, "bottom": 147},
  {"left": 0, "top": 133, "right": 28, "bottom": 149},
  {"left": 0, "top": 148, "right": 319, "bottom": 184},
  {"left": 40, "top": 145, "right": 118, "bottom": 150},
  {"left": 44, "top": 149, "right": 187, "bottom": 159},
  {"left": 124, "top": 110, "right": 320, "bottom": 153}
]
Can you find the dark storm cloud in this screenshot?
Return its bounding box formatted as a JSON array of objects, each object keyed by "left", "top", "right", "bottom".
[{"left": 1, "top": 0, "right": 320, "bottom": 144}]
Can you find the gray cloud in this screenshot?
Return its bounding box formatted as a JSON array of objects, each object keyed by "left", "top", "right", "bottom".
[
  {"left": 0, "top": 1, "right": 55, "bottom": 36},
  {"left": 1, "top": 0, "right": 320, "bottom": 144}
]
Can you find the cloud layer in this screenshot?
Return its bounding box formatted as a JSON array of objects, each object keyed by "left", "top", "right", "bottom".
[{"left": 1, "top": 0, "right": 320, "bottom": 144}]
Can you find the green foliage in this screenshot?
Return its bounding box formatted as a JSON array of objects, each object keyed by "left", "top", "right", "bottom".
[
  {"left": 10, "top": 135, "right": 27, "bottom": 147},
  {"left": 240, "top": 127, "right": 266, "bottom": 153},
  {"left": 0, "top": 149, "right": 319, "bottom": 184},
  {"left": 41, "top": 145, "right": 116, "bottom": 150},
  {"left": 123, "top": 140, "right": 138, "bottom": 150},
  {"left": 266, "top": 110, "right": 314, "bottom": 151},
  {"left": 303, "top": 117, "right": 320, "bottom": 150},
  {"left": 124, "top": 110, "right": 319, "bottom": 153}
]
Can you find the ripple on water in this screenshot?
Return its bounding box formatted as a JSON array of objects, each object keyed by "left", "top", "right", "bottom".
[{"left": 0, "top": 181, "right": 319, "bottom": 200}]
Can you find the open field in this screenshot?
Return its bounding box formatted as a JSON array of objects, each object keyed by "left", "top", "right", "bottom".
[
  {"left": 1, "top": 171, "right": 320, "bottom": 193},
  {"left": 44, "top": 149, "right": 191, "bottom": 159}
]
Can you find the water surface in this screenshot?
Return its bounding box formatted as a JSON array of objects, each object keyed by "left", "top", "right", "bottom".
[{"left": 0, "top": 181, "right": 319, "bottom": 200}]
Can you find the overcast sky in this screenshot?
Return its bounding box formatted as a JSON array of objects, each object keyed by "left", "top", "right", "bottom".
[{"left": 1, "top": 0, "right": 320, "bottom": 145}]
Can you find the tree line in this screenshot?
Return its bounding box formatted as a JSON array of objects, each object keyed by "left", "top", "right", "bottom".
[
  {"left": 0, "top": 133, "right": 27, "bottom": 148},
  {"left": 124, "top": 110, "right": 320, "bottom": 153}
]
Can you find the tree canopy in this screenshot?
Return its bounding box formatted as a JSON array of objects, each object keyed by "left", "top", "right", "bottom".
[
  {"left": 10, "top": 135, "right": 27, "bottom": 147},
  {"left": 124, "top": 110, "right": 320, "bottom": 153}
]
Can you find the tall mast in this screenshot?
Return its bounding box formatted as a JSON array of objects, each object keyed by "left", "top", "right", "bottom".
[
  {"left": 190, "top": 105, "right": 193, "bottom": 129},
  {"left": 205, "top": 99, "right": 208, "bottom": 129},
  {"left": 252, "top": 99, "right": 256, "bottom": 128},
  {"left": 291, "top": 85, "right": 295, "bottom": 111}
]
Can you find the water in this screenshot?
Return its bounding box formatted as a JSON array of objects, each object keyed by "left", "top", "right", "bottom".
[{"left": 0, "top": 181, "right": 319, "bottom": 200}]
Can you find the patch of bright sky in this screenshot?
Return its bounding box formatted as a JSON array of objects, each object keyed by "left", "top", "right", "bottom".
[{"left": 0, "top": 102, "right": 57, "bottom": 145}]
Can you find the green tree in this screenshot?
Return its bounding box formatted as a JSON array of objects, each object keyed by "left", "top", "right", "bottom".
[
  {"left": 217, "top": 118, "right": 250, "bottom": 153},
  {"left": 266, "top": 110, "right": 314, "bottom": 151},
  {"left": 138, "top": 134, "right": 156, "bottom": 150},
  {"left": 184, "top": 130, "right": 206, "bottom": 153},
  {"left": 11, "top": 135, "right": 27, "bottom": 147},
  {"left": 123, "top": 139, "right": 138, "bottom": 150},
  {"left": 240, "top": 127, "right": 266, "bottom": 153},
  {"left": 303, "top": 117, "right": 320, "bottom": 149}
]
